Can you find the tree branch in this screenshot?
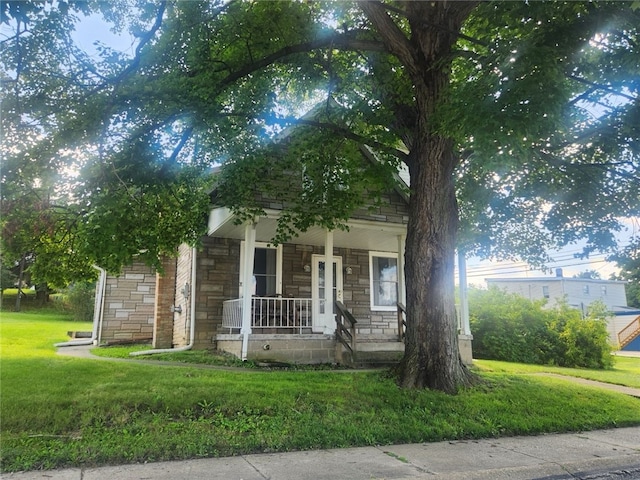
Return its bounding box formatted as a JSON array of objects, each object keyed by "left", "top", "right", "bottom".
[
  {"left": 217, "top": 32, "right": 387, "bottom": 90},
  {"left": 358, "top": 1, "right": 417, "bottom": 70},
  {"left": 568, "top": 74, "right": 637, "bottom": 102},
  {"left": 276, "top": 116, "right": 408, "bottom": 161}
]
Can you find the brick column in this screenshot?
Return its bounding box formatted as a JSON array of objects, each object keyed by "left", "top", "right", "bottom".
[{"left": 153, "top": 255, "right": 177, "bottom": 349}]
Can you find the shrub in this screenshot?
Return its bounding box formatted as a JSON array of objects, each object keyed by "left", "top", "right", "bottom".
[
  {"left": 59, "top": 282, "right": 96, "bottom": 321},
  {"left": 469, "top": 287, "right": 614, "bottom": 369},
  {"left": 559, "top": 302, "right": 614, "bottom": 369}
]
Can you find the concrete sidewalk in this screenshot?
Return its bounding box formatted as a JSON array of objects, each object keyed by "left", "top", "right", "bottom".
[{"left": 4, "top": 426, "right": 640, "bottom": 480}]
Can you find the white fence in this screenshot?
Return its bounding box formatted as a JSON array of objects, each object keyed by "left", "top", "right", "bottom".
[{"left": 222, "top": 297, "right": 313, "bottom": 333}]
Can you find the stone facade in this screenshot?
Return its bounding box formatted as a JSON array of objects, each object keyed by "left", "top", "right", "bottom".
[
  {"left": 153, "top": 256, "right": 177, "bottom": 349},
  {"left": 195, "top": 237, "right": 241, "bottom": 347},
  {"left": 100, "top": 262, "right": 156, "bottom": 344}
]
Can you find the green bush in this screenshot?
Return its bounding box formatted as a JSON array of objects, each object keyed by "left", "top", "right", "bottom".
[
  {"left": 469, "top": 287, "right": 613, "bottom": 369},
  {"left": 58, "top": 282, "right": 96, "bottom": 321},
  {"left": 559, "top": 302, "right": 614, "bottom": 369}
]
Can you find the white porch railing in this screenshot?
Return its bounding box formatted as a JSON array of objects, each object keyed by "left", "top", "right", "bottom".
[{"left": 222, "top": 297, "right": 313, "bottom": 333}]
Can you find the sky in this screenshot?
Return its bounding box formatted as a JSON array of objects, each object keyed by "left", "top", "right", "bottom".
[{"left": 461, "top": 216, "right": 639, "bottom": 286}]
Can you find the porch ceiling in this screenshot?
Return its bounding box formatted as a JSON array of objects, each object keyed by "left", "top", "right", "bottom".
[{"left": 208, "top": 207, "right": 405, "bottom": 253}]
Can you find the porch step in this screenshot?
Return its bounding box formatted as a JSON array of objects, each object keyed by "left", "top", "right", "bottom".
[
  {"left": 352, "top": 341, "right": 405, "bottom": 368},
  {"left": 357, "top": 341, "right": 404, "bottom": 353},
  {"left": 357, "top": 334, "right": 402, "bottom": 343}
]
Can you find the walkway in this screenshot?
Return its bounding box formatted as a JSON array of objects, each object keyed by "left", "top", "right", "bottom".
[{"left": 5, "top": 426, "right": 640, "bottom": 480}]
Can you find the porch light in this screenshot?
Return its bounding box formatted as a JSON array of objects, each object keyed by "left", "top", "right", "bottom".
[
  {"left": 303, "top": 264, "right": 311, "bottom": 273},
  {"left": 345, "top": 266, "right": 353, "bottom": 275}
]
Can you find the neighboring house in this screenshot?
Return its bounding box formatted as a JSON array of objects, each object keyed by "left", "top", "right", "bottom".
[
  {"left": 92, "top": 146, "right": 474, "bottom": 366},
  {"left": 486, "top": 270, "right": 640, "bottom": 351}
]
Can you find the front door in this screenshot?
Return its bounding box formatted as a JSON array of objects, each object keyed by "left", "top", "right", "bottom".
[{"left": 312, "top": 255, "right": 343, "bottom": 334}]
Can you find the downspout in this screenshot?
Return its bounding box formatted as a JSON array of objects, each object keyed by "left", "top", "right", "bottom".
[
  {"left": 130, "top": 247, "right": 197, "bottom": 356},
  {"left": 55, "top": 265, "right": 106, "bottom": 348}
]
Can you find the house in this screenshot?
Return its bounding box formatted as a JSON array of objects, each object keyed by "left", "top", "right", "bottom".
[
  {"left": 91, "top": 145, "right": 474, "bottom": 366},
  {"left": 486, "top": 270, "right": 640, "bottom": 351}
]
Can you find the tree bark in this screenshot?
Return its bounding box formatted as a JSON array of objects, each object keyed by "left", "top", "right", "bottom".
[
  {"left": 400, "top": 133, "right": 475, "bottom": 392},
  {"left": 364, "top": 1, "right": 479, "bottom": 392}
]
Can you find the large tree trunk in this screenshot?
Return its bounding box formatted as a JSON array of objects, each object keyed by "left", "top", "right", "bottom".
[
  {"left": 393, "top": 2, "right": 479, "bottom": 392},
  {"left": 399, "top": 134, "right": 475, "bottom": 392}
]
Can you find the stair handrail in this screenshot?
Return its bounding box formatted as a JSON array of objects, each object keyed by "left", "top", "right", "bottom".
[
  {"left": 397, "top": 302, "right": 407, "bottom": 342},
  {"left": 335, "top": 301, "right": 357, "bottom": 364},
  {"left": 618, "top": 315, "right": 640, "bottom": 349}
]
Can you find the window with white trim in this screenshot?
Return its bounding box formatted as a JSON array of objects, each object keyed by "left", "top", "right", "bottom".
[
  {"left": 239, "top": 242, "right": 282, "bottom": 296},
  {"left": 370, "top": 252, "right": 398, "bottom": 310}
]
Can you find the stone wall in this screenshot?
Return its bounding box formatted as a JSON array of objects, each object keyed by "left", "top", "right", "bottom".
[
  {"left": 252, "top": 189, "right": 409, "bottom": 226},
  {"left": 153, "top": 256, "right": 177, "bottom": 349},
  {"left": 100, "top": 263, "right": 156, "bottom": 344},
  {"left": 217, "top": 334, "right": 336, "bottom": 364},
  {"left": 172, "top": 245, "right": 194, "bottom": 347},
  {"left": 195, "top": 236, "right": 241, "bottom": 348}
]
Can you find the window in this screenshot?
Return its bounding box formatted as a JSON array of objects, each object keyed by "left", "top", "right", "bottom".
[
  {"left": 253, "top": 248, "right": 277, "bottom": 296},
  {"left": 370, "top": 253, "right": 398, "bottom": 310},
  {"left": 542, "top": 286, "right": 550, "bottom": 299},
  {"left": 601, "top": 285, "right": 607, "bottom": 296},
  {"left": 583, "top": 285, "right": 590, "bottom": 295},
  {"left": 239, "top": 242, "right": 282, "bottom": 296}
]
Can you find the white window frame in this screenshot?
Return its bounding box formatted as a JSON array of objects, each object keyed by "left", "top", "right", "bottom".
[
  {"left": 369, "top": 251, "right": 399, "bottom": 311},
  {"left": 239, "top": 242, "right": 283, "bottom": 297}
]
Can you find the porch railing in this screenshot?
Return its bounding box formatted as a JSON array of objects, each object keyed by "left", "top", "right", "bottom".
[
  {"left": 222, "top": 297, "right": 313, "bottom": 333},
  {"left": 335, "top": 301, "right": 357, "bottom": 365},
  {"left": 397, "top": 302, "right": 406, "bottom": 342}
]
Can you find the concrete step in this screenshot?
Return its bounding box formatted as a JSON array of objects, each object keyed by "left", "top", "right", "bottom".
[
  {"left": 357, "top": 341, "right": 404, "bottom": 353},
  {"left": 356, "top": 334, "right": 402, "bottom": 343}
]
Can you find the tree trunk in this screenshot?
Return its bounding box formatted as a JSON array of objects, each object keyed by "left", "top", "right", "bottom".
[
  {"left": 395, "top": 2, "right": 478, "bottom": 392},
  {"left": 399, "top": 134, "right": 475, "bottom": 393},
  {"left": 14, "top": 254, "right": 26, "bottom": 312}
]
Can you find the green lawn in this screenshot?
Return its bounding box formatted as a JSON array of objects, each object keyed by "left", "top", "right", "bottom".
[
  {"left": 2, "top": 311, "right": 640, "bottom": 473},
  {"left": 475, "top": 357, "right": 640, "bottom": 388}
]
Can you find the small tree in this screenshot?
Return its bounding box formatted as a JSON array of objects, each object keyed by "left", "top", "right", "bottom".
[{"left": 560, "top": 301, "right": 614, "bottom": 369}]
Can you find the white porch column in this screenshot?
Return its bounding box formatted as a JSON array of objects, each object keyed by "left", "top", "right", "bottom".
[
  {"left": 397, "top": 234, "right": 406, "bottom": 307},
  {"left": 241, "top": 221, "right": 257, "bottom": 360},
  {"left": 324, "top": 229, "right": 334, "bottom": 334},
  {"left": 458, "top": 250, "right": 471, "bottom": 336}
]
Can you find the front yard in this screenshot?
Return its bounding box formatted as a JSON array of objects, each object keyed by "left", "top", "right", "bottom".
[{"left": 2, "top": 311, "right": 640, "bottom": 473}]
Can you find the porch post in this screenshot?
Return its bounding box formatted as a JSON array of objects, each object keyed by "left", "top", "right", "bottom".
[
  {"left": 397, "top": 234, "right": 406, "bottom": 307},
  {"left": 324, "top": 229, "right": 334, "bottom": 334},
  {"left": 458, "top": 250, "right": 471, "bottom": 335},
  {"left": 241, "top": 221, "right": 257, "bottom": 360}
]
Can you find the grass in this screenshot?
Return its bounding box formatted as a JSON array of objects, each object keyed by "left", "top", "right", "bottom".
[
  {"left": 2, "top": 310, "right": 640, "bottom": 473},
  {"left": 475, "top": 357, "right": 640, "bottom": 389},
  {"left": 90, "top": 344, "right": 256, "bottom": 368}
]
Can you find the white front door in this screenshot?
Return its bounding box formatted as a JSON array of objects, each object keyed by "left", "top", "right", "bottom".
[{"left": 312, "top": 255, "right": 343, "bottom": 334}]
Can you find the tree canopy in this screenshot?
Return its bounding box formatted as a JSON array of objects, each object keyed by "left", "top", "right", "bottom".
[{"left": 1, "top": 0, "right": 638, "bottom": 391}]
